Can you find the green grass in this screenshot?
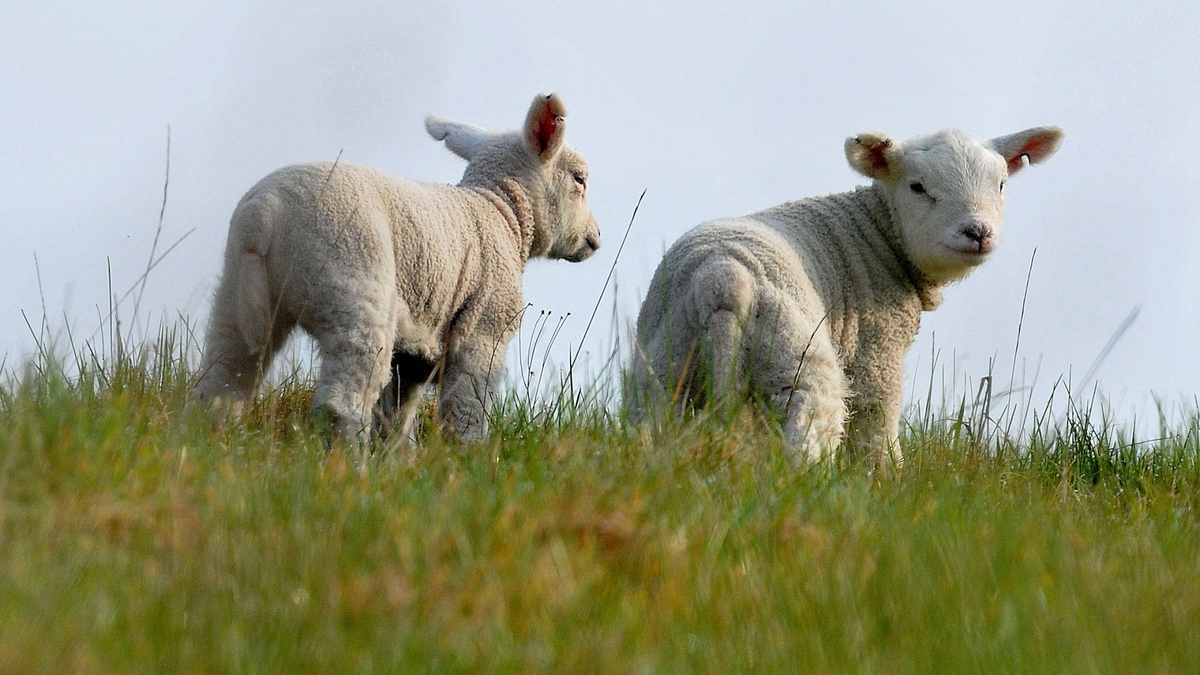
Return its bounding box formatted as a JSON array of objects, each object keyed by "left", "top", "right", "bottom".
[{"left": 1, "top": 335, "right": 1198, "bottom": 674}]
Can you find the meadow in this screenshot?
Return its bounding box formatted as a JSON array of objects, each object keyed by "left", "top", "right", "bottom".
[{"left": 0, "top": 319, "right": 1197, "bottom": 675}]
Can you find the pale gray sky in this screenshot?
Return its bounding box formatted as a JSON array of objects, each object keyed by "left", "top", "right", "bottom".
[{"left": 3, "top": 0, "right": 1199, "bottom": 417}]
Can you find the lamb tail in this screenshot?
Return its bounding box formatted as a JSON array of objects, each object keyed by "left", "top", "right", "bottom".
[{"left": 230, "top": 192, "right": 280, "bottom": 353}]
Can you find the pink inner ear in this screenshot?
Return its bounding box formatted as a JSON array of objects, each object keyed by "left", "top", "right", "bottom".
[
  {"left": 1012, "top": 134, "right": 1053, "bottom": 168},
  {"left": 1022, "top": 136, "right": 1050, "bottom": 158},
  {"left": 867, "top": 148, "right": 890, "bottom": 175},
  {"left": 535, "top": 104, "right": 558, "bottom": 153}
]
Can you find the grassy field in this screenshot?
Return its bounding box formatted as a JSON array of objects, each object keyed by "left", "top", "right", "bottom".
[{"left": 1, "top": 335, "right": 1198, "bottom": 674}]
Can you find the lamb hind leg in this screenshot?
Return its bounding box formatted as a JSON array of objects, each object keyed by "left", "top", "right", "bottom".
[
  {"left": 309, "top": 314, "right": 395, "bottom": 445},
  {"left": 193, "top": 324, "right": 262, "bottom": 409},
  {"left": 753, "top": 320, "right": 847, "bottom": 462},
  {"left": 623, "top": 335, "right": 677, "bottom": 428}
]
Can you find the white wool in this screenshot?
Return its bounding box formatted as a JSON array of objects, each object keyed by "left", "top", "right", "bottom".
[
  {"left": 194, "top": 93, "right": 600, "bottom": 442},
  {"left": 630, "top": 126, "right": 1063, "bottom": 467}
]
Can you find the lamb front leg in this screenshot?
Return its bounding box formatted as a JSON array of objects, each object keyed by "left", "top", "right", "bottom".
[
  {"left": 844, "top": 371, "right": 905, "bottom": 472},
  {"left": 437, "top": 337, "right": 505, "bottom": 441}
]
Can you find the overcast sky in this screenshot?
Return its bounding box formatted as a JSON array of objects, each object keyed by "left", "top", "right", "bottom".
[{"left": 3, "top": 0, "right": 1198, "bottom": 419}]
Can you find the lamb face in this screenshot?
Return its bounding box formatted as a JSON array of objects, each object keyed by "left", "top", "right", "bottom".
[
  {"left": 846, "top": 126, "right": 1063, "bottom": 285},
  {"left": 541, "top": 145, "right": 600, "bottom": 262},
  {"left": 428, "top": 93, "right": 600, "bottom": 263}
]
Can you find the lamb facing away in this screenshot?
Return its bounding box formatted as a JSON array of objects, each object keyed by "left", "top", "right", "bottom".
[
  {"left": 194, "top": 93, "right": 600, "bottom": 442},
  {"left": 630, "top": 126, "right": 1062, "bottom": 465}
]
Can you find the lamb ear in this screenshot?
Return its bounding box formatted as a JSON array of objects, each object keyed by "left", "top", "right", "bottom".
[
  {"left": 524, "top": 93, "right": 568, "bottom": 163},
  {"left": 990, "top": 126, "right": 1064, "bottom": 175},
  {"left": 425, "top": 116, "right": 490, "bottom": 161},
  {"left": 845, "top": 132, "right": 900, "bottom": 180}
]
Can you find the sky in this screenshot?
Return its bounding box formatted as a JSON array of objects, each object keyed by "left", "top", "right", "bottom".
[{"left": 3, "top": 0, "right": 1199, "bottom": 421}]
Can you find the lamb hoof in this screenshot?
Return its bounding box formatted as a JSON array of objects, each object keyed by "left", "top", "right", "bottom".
[{"left": 312, "top": 404, "right": 370, "bottom": 449}]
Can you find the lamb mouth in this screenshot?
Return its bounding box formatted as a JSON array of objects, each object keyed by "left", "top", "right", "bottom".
[
  {"left": 567, "top": 236, "right": 601, "bottom": 261},
  {"left": 944, "top": 246, "right": 993, "bottom": 263}
]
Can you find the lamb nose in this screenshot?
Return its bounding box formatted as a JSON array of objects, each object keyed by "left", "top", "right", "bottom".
[
  {"left": 962, "top": 223, "right": 991, "bottom": 243},
  {"left": 586, "top": 233, "right": 600, "bottom": 251}
]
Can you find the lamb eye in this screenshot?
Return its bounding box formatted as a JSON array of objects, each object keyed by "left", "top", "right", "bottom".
[
  {"left": 573, "top": 173, "right": 587, "bottom": 187},
  {"left": 909, "top": 182, "right": 926, "bottom": 194},
  {"left": 1000, "top": 180, "right": 1006, "bottom": 193}
]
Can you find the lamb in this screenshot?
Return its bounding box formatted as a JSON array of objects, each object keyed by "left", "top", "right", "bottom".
[
  {"left": 193, "top": 93, "right": 600, "bottom": 442},
  {"left": 629, "top": 126, "right": 1063, "bottom": 465}
]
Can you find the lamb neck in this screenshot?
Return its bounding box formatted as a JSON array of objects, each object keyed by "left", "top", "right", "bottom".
[
  {"left": 467, "top": 178, "right": 537, "bottom": 266},
  {"left": 760, "top": 185, "right": 938, "bottom": 355}
]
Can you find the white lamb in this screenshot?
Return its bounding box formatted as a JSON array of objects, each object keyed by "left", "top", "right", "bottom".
[
  {"left": 630, "top": 126, "right": 1063, "bottom": 465},
  {"left": 193, "top": 93, "right": 600, "bottom": 442}
]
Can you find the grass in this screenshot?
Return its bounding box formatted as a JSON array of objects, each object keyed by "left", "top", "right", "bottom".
[{"left": 0, "top": 327, "right": 1198, "bottom": 675}]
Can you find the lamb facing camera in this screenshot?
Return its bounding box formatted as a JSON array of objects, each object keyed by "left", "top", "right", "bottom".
[
  {"left": 194, "top": 93, "right": 600, "bottom": 443},
  {"left": 630, "top": 126, "right": 1063, "bottom": 467}
]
